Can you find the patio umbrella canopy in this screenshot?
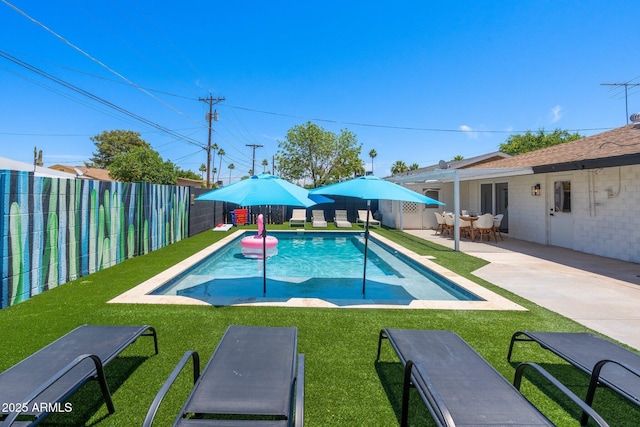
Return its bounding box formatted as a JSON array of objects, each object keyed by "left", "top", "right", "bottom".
[
  {"left": 311, "top": 176, "right": 445, "bottom": 295},
  {"left": 195, "top": 174, "right": 333, "bottom": 294},
  {"left": 195, "top": 173, "right": 332, "bottom": 207}
]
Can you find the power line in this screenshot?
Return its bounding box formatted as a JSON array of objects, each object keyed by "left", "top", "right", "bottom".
[{"left": 0, "top": 49, "right": 206, "bottom": 149}]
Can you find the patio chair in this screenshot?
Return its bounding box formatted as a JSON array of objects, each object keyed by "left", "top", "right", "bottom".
[
  {"left": 376, "top": 329, "right": 608, "bottom": 427},
  {"left": 0, "top": 324, "right": 158, "bottom": 426},
  {"left": 143, "top": 325, "right": 304, "bottom": 427},
  {"left": 289, "top": 209, "right": 306, "bottom": 228},
  {"left": 311, "top": 210, "right": 327, "bottom": 228},
  {"left": 334, "top": 210, "right": 352, "bottom": 228},
  {"left": 472, "top": 213, "right": 497, "bottom": 242},
  {"left": 433, "top": 212, "right": 446, "bottom": 235},
  {"left": 356, "top": 210, "right": 380, "bottom": 227},
  {"left": 508, "top": 330, "right": 640, "bottom": 424},
  {"left": 458, "top": 215, "right": 472, "bottom": 239},
  {"left": 493, "top": 213, "right": 504, "bottom": 240},
  {"left": 443, "top": 213, "right": 454, "bottom": 237}
]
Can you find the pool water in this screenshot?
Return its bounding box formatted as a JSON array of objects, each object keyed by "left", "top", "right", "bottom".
[{"left": 152, "top": 232, "right": 482, "bottom": 306}]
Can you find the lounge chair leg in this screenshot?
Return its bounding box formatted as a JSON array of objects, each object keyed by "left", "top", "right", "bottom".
[
  {"left": 376, "top": 329, "right": 388, "bottom": 361},
  {"left": 401, "top": 361, "right": 415, "bottom": 427}
]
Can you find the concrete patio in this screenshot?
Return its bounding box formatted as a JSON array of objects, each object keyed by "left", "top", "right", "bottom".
[{"left": 407, "top": 229, "right": 640, "bottom": 351}]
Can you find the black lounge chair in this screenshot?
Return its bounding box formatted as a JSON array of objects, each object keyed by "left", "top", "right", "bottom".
[
  {"left": 377, "top": 328, "right": 609, "bottom": 427},
  {"left": 143, "top": 325, "right": 304, "bottom": 426},
  {"left": 0, "top": 324, "right": 158, "bottom": 426},
  {"left": 509, "top": 330, "right": 640, "bottom": 424}
]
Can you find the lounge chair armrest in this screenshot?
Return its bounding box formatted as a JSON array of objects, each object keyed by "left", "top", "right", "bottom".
[
  {"left": 586, "top": 358, "right": 640, "bottom": 407},
  {"left": 507, "top": 330, "right": 537, "bottom": 361},
  {"left": 514, "top": 362, "right": 610, "bottom": 427},
  {"left": 142, "top": 351, "right": 200, "bottom": 427},
  {"left": 1, "top": 353, "right": 112, "bottom": 427},
  {"left": 404, "top": 360, "right": 455, "bottom": 427},
  {"left": 294, "top": 354, "right": 305, "bottom": 427}
]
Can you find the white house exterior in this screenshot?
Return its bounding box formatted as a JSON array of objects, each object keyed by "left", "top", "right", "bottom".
[{"left": 386, "top": 124, "right": 640, "bottom": 264}]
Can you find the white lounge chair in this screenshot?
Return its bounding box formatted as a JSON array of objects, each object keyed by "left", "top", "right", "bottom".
[
  {"left": 356, "top": 210, "right": 380, "bottom": 227},
  {"left": 334, "top": 210, "right": 352, "bottom": 228},
  {"left": 312, "top": 210, "right": 327, "bottom": 228},
  {"left": 289, "top": 209, "right": 306, "bottom": 228}
]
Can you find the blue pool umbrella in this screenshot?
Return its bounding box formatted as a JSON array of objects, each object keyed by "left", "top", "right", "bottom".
[
  {"left": 311, "top": 176, "right": 445, "bottom": 295},
  {"left": 195, "top": 173, "right": 333, "bottom": 207},
  {"left": 196, "top": 174, "right": 333, "bottom": 294}
]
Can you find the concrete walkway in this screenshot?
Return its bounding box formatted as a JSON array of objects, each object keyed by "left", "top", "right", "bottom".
[{"left": 406, "top": 230, "right": 640, "bottom": 351}]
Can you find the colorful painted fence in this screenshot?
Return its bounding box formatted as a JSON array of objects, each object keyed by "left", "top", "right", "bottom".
[{"left": 0, "top": 170, "right": 189, "bottom": 308}]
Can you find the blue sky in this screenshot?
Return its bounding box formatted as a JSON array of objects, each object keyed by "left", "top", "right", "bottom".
[{"left": 1, "top": 1, "right": 639, "bottom": 183}]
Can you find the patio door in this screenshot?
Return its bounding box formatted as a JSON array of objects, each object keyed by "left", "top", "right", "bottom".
[
  {"left": 548, "top": 178, "right": 573, "bottom": 248},
  {"left": 480, "top": 183, "right": 508, "bottom": 232}
]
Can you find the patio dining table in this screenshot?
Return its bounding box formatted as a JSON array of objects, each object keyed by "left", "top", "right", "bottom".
[{"left": 460, "top": 215, "right": 479, "bottom": 240}]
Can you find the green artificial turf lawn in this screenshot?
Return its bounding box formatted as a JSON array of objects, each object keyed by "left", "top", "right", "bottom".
[{"left": 1, "top": 224, "right": 638, "bottom": 426}]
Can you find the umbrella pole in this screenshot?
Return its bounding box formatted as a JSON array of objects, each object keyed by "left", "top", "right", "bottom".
[
  {"left": 262, "top": 223, "right": 267, "bottom": 295},
  {"left": 362, "top": 200, "right": 371, "bottom": 296}
]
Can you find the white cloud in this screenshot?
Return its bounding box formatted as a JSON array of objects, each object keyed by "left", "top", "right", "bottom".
[
  {"left": 459, "top": 125, "right": 478, "bottom": 139},
  {"left": 550, "top": 105, "right": 562, "bottom": 123}
]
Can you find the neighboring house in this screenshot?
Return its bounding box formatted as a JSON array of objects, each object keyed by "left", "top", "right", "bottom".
[
  {"left": 388, "top": 123, "right": 640, "bottom": 264},
  {"left": 50, "top": 164, "right": 204, "bottom": 187},
  {"left": 50, "top": 164, "right": 114, "bottom": 181},
  {"left": 177, "top": 177, "right": 204, "bottom": 188},
  {"left": 0, "top": 157, "right": 76, "bottom": 179}
]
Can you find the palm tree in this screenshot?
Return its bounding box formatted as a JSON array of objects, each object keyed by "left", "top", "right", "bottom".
[
  {"left": 452, "top": 155, "right": 464, "bottom": 161},
  {"left": 390, "top": 160, "right": 409, "bottom": 175},
  {"left": 217, "top": 148, "right": 225, "bottom": 183},
  {"left": 369, "top": 149, "right": 377, "bottom": 175},
  {"left": 261, "top": 159, "right": 269, "bottom": 173},
  {"left": 209, "top": 143, "right": 218, "bottom": 185},
  {"left": 198, "top": 163, "right": 206, "bottom": 180},
  {"left": 228, "top": 163, "right": 235, "bottom": 185},
  {"left": 409, "top": 163, "right": 419, "bottom": 170}
]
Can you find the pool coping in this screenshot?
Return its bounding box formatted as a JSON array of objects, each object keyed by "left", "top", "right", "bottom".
[{"left": 108, "top": 229, "right": 527, "bottom": 310}]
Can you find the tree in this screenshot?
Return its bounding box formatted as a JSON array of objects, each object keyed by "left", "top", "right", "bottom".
[
  {"left": 198, "top": 163, "right": 207, "bottom": 179},
  {"left": 108, "top": 146, "right": 178, "bottom": 184},
  {"left": 409, "top": 163, "right": 419, "bottom": 171},
  {"left": 275, "top": 122, "right": 363, "bottom": 187},
  {"left": 228, "top": 163, "right": 235, "bottom": 185},
  {"left": 500, "top": 128, "right": 582, "bottom": 155},
  {"left": 217, "top": 148, "right": 225, "bottom": 183},
  {"left": 261, "top": 158, "right": 269, "bottom": 173},
  {"left": 369, "top": 149, "right": 377, "bottom": 175},
  {"left": 390, "top": 160, "right": 409, "bottom": 175},
  {"left": 89, "top": 130, "right": 150, "bottom": 168},
  {"left": 177, "top": 168, "right": 201, "bottom": 181},
  {"left": 452, "top": 155, "right": 464, "bottom": 161}
]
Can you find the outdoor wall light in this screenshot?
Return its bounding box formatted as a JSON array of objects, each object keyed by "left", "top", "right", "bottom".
[{"left": 531, "top": 183, "right": 541, "bottom": 196}]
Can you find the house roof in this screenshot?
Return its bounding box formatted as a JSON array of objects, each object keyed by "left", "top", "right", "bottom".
[
  {"left": 470, "top": 124, "right": 640, "bottom": 173},
  {"left": 49, "top": 164, "right": 114, "bottom": 181},
  {"left": 386, "top": 151, "right": 511, "bottom": 179}
]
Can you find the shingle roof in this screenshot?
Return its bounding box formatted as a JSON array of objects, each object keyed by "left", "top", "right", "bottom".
[
  {"left": 470, "top": 124, "right": 640, "bottom": 169},
  {"left": 49, "top": 164, "right": 114, "bottom": 181}
]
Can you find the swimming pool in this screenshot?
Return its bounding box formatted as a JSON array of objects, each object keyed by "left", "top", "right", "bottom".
[{"left": 150, "top": 231, "right": 482, "bottom": 306}]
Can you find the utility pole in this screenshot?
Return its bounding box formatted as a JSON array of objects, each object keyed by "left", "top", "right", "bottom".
[
  {"left": 246, "top": 144, "right": 263, "bottom": 175},
  {"left": 601, "top": 83, "right": 640, "bottom": 124},
  {"left": 199, "top": 95, "right": 225, "bottom": 187}
]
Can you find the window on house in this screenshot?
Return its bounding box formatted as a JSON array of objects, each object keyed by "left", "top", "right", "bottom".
[
  {"left": 554, "top": 181, "right": 571, "bottom": 212},
  {"left": 424, "top": 189, "right": 440, "bottom": 208}
]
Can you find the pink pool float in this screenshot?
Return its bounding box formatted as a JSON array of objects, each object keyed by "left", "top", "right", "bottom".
[{"left": 241, "top": 214, "right": 278, "bottom": 258}]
